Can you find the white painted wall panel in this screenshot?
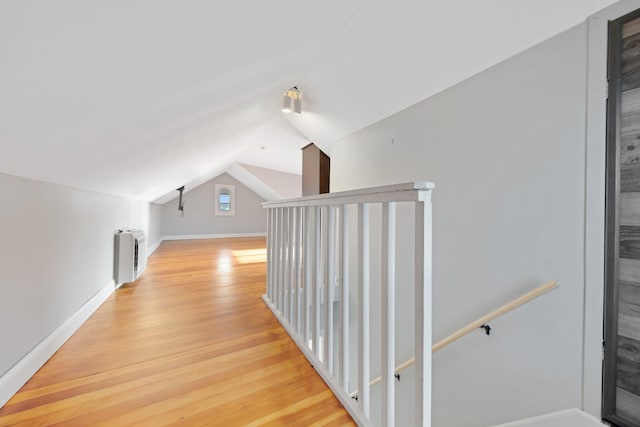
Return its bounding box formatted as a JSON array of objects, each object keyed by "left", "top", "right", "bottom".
[
  {"left": 161, "top": 173, "right": 266, "bottom": 236},
  {"left": 147, "top": 202, "right": 163, "bottom": 251},
  {"left": 238, "top": 163, "right": 302, "bottom": 199},
  {"left": 331, "top": 23, "right": 588, "bottom": 427},
  {"left": 0, "top": 173, "right": 158, "bottom": 378}
]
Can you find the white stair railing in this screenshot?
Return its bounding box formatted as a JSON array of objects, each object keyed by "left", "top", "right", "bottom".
[{"left": 262, "top": 182, "right": 434, "bottom": 427}]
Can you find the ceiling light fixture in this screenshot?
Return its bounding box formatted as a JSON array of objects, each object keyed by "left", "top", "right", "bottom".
[
  {"left": 282, "top": 94, "right": 292, "bottom": 113},
  {"left": 282, "top": 86, "right": 302, "bottom": 114}
]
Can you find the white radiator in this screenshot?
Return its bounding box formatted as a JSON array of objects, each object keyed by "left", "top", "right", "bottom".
[{"left": 114, "top": 229, "right": 147, "bottom": 285}]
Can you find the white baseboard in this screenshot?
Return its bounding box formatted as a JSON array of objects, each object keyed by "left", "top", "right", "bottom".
[
  {"left": 162, "top": 232, "right": 266, "bottom": 241},
  {"left": 0, "top": 280, "right": 116, "bottom": 409},
  {"left": 146, "top": 239, "right": 162, "bottom": 257},
  {"left": 261, "top": 295, "right": 369, "bottom": 427},
  {"left": 492, "top": 408, "right": 604, "bottom": 426}
]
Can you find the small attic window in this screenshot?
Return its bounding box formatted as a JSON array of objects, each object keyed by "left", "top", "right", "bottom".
[
  {"left": 219, "top": 191, "right": 231, "bottom": 211},
  {"left": 215, "top": 184, "right": 235, "bottom": 216}
]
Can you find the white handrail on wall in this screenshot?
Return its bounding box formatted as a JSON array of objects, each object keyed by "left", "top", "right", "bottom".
[{"left": 262, "top": 182, "right": 434, "bottom": 427}]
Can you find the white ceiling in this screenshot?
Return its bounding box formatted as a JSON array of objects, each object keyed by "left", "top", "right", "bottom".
[{"left": 0, "top": 0, "right": 617, "bottom": 202}]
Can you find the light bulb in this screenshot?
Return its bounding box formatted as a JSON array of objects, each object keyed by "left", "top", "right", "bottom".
[{"left": 282, "top": 95, "right": 292, "bottom": 113}]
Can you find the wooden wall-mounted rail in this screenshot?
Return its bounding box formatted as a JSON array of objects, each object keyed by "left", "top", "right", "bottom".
[
  {"left": 431, "top": 279, "right": 558, "bottom": 352},
  {"left": 350, "top": 280, "right": 559, "bottom": 398}
]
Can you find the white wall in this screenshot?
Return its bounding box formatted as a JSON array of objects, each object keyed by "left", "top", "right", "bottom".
[
  {"left": 161, "top": 173, "right": 267, "bottom": 236},
  {"left": 239, "top": 163, "right": 302, "bottom": 199},
  {"left": 332, "top": 23, "right": 590, "bottom": 427},
  {"left": 147, "top": 202, "right": 163, "bottom": 251},
  {"left": 0, "top": 172, "right": 160, "bottom": 379}
]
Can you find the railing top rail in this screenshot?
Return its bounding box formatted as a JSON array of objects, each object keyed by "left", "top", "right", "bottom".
[{"left": 262, "top": 181, "right": 435, "bottom": 208}]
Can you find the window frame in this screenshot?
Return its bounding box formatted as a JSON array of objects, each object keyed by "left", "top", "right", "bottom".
[{"left": 215, "top": 184, "right": 235, "bottom": 216}]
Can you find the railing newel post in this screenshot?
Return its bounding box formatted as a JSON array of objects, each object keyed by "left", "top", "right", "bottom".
[
  {"left": 266, "top": 208, "right": 272, "bottom": 302},
  {"left": 414, "top": 195, "right": 432, "bottom": 427}
]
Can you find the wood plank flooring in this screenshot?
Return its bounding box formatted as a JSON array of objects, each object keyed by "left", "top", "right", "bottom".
[{"left": 0, "top": 238, "right": 354, "bottom": 426}]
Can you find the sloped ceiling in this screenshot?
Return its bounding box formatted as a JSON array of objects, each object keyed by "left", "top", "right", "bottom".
[{"left": 0, "top": 0, "right": 617, "bottom": 202}]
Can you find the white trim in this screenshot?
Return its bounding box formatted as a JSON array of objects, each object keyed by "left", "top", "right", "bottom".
[
  {"left": 262, "top": 181, "right": 434, "bottom": 208},
  {"left": 226, "top": 163, "right": 285, "bottom": 201},
  {"left": 152, "top": 164, "right": 229, "bottom": 204},
  {"left": 162, "top": 232, "right": 266, "bottom": 241},
  {"left": 491, "top": 408, "right": 603, "bottom": 426},
  {"left": 215, "top": 184, "right": 236, "bottom": 216},
  {"left": 0, "top": 280, "right": 116, "bottom": 408},
  {"left": 583, "top": 13, "right": 607, "bottom": 419},
  {"left": 146, "top": 239, "right": 162, "bottom": 257},
  {"left": 147, "top": 234, "right": 266, "bottom": 253}
]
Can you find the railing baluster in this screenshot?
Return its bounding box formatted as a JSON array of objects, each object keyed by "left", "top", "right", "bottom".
[
  {"left": 297, "top": 206, "right": 304, "bottom": 335},
  {"left": 292, "top": 207, "right": 299, "bottom": 334},
  {"left": 357, "top": 203, "right": 370, "bottom": 417},
  {"left": 335, "top": 206, "right": 342, "bottom": 382},
  {"left": 276, "top": 207, "right": 282, "bottom": 312},
  {"left": 285, "top": 208, "right": 291, "bottom": 321},
  {"left": 282, "top": 207, "right": 288, "bottom": 315},
  {"left": 382, "top": 202, "right": 396, "bottom": 427},
  {"left": 270, "top": 208, "right": 275, "bottom": 302},
  {"left": 261, "top": 183, "right": 434, "bottom": 427},
  {"left": 270, "top": 209, "right": 275, "bottom": 304},
  {"left": 289, "top": 208, "right": 295, "bottom": 330},
  {"left": 315, "top": 206, "right": 322, "bottom": 360},
  {"left": 309, "top": 206, "right": 318, "bottom": 352},
  {"left": 415, "top": 197, "right": 432, "bottom": 427},
  {"left": 304, "top": 206, "right": 312, "bottom": 347},
  {"left": 340, "top": 205, "right": 350, "bottom": 393},
  {"left": 284, "top": 208, "right": 289, "bottom": 322},
  {"left": 326, "top": 206, "right": 335, "bottom": 375},
  {"left": 289, "top": 207, "right": 294, "bottom": 324},
  {"left": 322, "top": 205, "right": 329, "bottom": 366}
]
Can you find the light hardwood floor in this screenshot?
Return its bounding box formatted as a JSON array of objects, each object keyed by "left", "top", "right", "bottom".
[{"left": 0, "top": 238, "right": 355, "bottom": 426}]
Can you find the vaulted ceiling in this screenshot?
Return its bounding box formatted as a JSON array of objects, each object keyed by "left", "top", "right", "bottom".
[{"left": 0, "top": 0, "right": 617, "bottom": 202}]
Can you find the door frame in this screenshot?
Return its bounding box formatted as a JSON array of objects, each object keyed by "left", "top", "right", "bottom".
[
  {"left": 584, "top": 0, "right": 640, "bottom": 420},
  {"left": 602, "top": 6, "right": 640, "bottom": 427}
]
